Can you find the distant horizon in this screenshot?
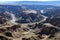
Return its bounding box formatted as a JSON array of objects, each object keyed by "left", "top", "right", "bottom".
[
  {"left": 0, "top": 1, "right": 60, "bottom": 5},
  {"left": 0, "top": 0, "right": 60, "bottom": 2},
  {"left": 0, "top": 1, "right": 60, "bottom": 2}
]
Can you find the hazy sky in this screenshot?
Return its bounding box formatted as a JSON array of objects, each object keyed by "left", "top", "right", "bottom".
[{"left": 0, "top": 0, "right": 59, "bottom": 2}]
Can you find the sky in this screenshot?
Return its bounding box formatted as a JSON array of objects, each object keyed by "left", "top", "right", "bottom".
[{"left": 0, "top": 0, "right": 59, "bottom": 2}]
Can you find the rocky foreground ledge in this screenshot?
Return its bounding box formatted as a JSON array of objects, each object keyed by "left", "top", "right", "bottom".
[
  {"left": 0, "top": 12, "right": 60, "bottom": 40},
  {"left": 0, "top": 21, "right": 60, "bottom": 40}
]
